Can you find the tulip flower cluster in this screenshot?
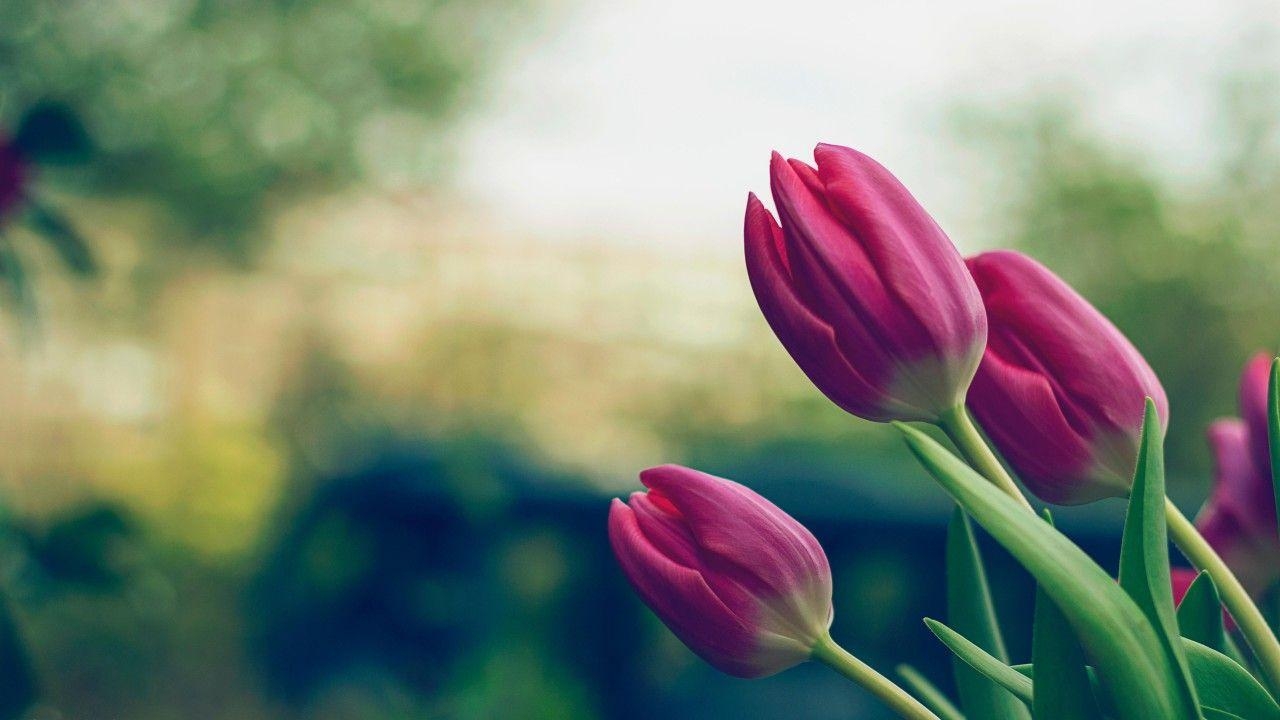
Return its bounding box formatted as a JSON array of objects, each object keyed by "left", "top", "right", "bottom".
[{"left": 609, "top": 142, "right": 1280, "bottom": 719}]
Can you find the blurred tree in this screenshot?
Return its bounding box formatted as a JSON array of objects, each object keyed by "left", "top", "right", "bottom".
[
  {"left": 0, "top": 0, "right": 530, "bottom": 259},
  {"left": 951, "top": 97, "right": 1280, "bottom": 493}
]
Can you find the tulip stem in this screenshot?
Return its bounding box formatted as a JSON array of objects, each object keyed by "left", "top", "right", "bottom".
[
  {"left": 811, "top": 634, "right": 941, "bottom": 720},
  {"left": 937, "top": 406, "right": 1034, "bottom": 513},
  {"left": 1165, "top": 497, "right": 1280, "bottom": 695}
]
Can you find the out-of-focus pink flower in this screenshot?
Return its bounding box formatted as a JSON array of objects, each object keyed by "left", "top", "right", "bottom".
[
  {"left": 744, "top": 143, "right": 986, "bottom": 423},
  {"left": 0, "top": 138, "right": 26, "bottom": 221},
  {"left": 965, "top": 250, "right": 1168, "bottom": 505},
  {"left": 1195, "top": 357, "right": 1280, "bottom": 597},
  {"left": 608, "top": 464, "right": 832, "bottom": 678},
  {"left": 1239, "top": 352, "right": 1275, "bottom": 481}
]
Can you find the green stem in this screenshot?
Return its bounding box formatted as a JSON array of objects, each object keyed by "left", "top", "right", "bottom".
[
  {"left": 937, "top": 405, "right": 1034, "bottom": 513},
  {"left": 811, "top": 634, "right": 941, "bottom": 720},
  {"left": 1165, "top": 497, "right": 1280, "bottom": 695}
]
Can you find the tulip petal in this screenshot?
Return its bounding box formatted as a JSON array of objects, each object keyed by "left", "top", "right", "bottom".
[
  {"left": 608, "top": 499, "right": 767, "bottom": 677},
  {"left": 745, "top": 193, "right": 922, "bottom": 420}
]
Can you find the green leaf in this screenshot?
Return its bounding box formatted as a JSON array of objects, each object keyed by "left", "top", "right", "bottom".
[
  {"left": 1033, "top": 510, "right": 1101, "bottom": 719},
  {"left": 897, "top": 664, "right": 966, "bottom": 720},
  {"left": 0, "top": 237, "right": 37, "bottom": 329},
  {"left": 24, "top": 203, "right": 96, "bottom": 276},
  {"left": 925, "top": 618, "right": 1032, "bottom": 706},
  {"left": 1178, "top": 571, "right": 1228, "bottom": 654},
  {"left": 1013, "top": 663, "right": 1115, "bottom": 717},
  {"left": 897, "top": 422, "right": 1197, "bottom": 720},
  {"left": 1117, "top": 399, "right": 1201, "bottom": 716},
  {"left": 0, "top": 594, "right": 37, "bottom": 720},
  {"left": 946, "top": 509, "right": 1030, "bottom": 720},
  {"left": 1269, "top": 358, "right": 1280, "bottom": 537},
  {"left": 1184, "top": 638, "right": 1280, "bottom": 720},
  {"left": 1013, "top": 639, "right": 1280, "bottom": 720}
]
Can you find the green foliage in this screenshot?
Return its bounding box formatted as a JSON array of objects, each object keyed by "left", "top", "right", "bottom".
[
  {"left": 925, "top": 618, "right": 1031, "bottom": 706},
  {"left": 946, "top": 509, "right": 1029, "bottom": 719},
  {"left": 1178, "top": 572, "right": 1229, "bottom": 655},
  {"left": 1117, "top": 400, "right": 1201, "bottom": 717},
  {"left": 899, "top": 422, "right": 1195, "bottom": 719},
  {"left": 0, "top": 0, "right": 528, "bottom": 256},
  {"left": 1031, "top": 511, "right": 1100, "bottom": 720},
  {"left": 1183, "top": 639, "right": 1280, "bottom": 720}
]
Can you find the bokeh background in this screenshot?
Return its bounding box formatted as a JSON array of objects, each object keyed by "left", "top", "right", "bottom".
[{"left": 0, "top": 1, "right": 1278, "bottom": 718}]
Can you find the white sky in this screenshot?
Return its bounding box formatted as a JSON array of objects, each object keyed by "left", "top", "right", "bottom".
[{"left": 459, "top": 0, "right": 1280, "bottom": 254}]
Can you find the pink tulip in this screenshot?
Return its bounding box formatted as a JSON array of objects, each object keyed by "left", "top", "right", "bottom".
[
  {"left": 1195, "top": 360, "right": 1280, "bottom": 596},
  {"left": 965, "top": 250, "right": 1168, "bottom": 505},
  {"left": 744, "top": 143, "right": 987, "bottom": 423},
  {"left": 0, "top": 138, "right": 25, "bottom": 221},
  {"left": 608, "top": 464, "right": 833, "bottom": 678}
]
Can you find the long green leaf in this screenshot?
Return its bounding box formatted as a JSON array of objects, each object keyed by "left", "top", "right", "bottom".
[
  {"left": 925, "top": 618, "right": 1032, "bottom": 706},
  {"left": 1117, "top": 399, "right": 1202, "bottom": 717},
  {"left": 1178, "top": 571, "right": 1228, "bottom": 654},
  {"left": 946, "top": 509, "right": 1029, "bottom": 719},
  {"left": 1269, "top": 358, "right": 1280, "bottom": 537},
  {"left": 897, "top": 422, "right": 1195, "bottom": 720},
  {"left": 1033, "top": 510, "right": 1101, "bottom": 719},
  {"left": 897, "top": 664, "right": 966, "bottom": 720}
]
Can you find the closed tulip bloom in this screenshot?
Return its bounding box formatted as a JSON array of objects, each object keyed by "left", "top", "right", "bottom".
[
  {"left": 745, "top": 144, "right": 986, "bottom": 423},
  {"left": 965, "top": 250, "right": 1168, "bottom": 505},
  {"left": 608, "top": 464, "right": 832, "bottom": 678}
]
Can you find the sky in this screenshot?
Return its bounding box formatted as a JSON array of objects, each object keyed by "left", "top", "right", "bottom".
[{"left": 459, "top": 0, "right": 1279, "bottom": 254}]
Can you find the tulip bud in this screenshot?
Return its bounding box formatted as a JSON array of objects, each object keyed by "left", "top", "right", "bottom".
[
  {"left": 744, "top": 144, "right": 987, "bottom": 423},
  {"left": 1196, "top": 415, "right": 1280, "bottom": 596},
  {"left": 0, "top": 138, "right": 26, "bottom": 222},
  {"left": 965, "top": 250, "right": 1168, "bottom": 505},
  {"left": 608, "top": 464, "right": 833, "bottom": 678}
]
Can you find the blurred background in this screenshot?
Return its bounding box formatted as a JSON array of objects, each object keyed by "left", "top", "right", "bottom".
[{"left": 0, "top": 0, "right": 1278, "bottom": 718}]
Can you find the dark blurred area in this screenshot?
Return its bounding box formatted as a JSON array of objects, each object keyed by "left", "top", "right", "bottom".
[{"left": 0, "top": 2, "right": 1276, "bottom": 719}]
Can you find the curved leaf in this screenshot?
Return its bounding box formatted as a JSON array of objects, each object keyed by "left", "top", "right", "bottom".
[
  {"left": 1012, "top": 638, "right": 1280, "bottom": 720},
  {"left": 1184, "top": 638, "right": 1280, "bottom": 720},
  {"left": 1117, "top": 399, "right": 1201, "bottom": 717},
  {"left": 925, "top": 618, "right": 1031, "bottom": 706},
  {"left": 946, "top": 509, "right": 1029, "bottom": 719},
  {"left": 1033, "top": 510, "right": 1101, "bottom": 719},
  {"left": 897, "top": 422, "right": 1196, "bottom": 720}
]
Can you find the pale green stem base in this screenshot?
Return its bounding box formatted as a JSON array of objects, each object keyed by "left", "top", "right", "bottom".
[
  {"left": 1165, "top": 497, "right": 1280, "bottom": 695},
  {"left": 811, "top": 634, "right": 941, "bottom": 720},
  {"left": 937, "top": 406, "right": 1035, "bottom": 513}
]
